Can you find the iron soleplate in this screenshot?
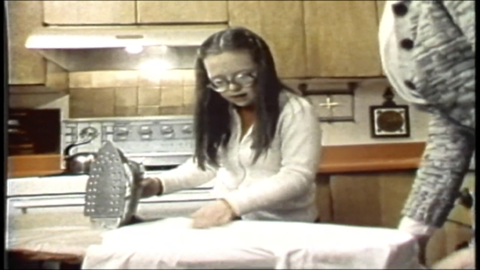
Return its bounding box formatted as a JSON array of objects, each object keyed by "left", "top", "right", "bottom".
[{"left": 84, "top": 140, "right": 135, "bottom": 229}]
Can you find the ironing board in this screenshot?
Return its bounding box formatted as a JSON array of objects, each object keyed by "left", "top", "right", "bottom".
[{"left": 82, "top": 217, "right": 423, "bottom": 269}]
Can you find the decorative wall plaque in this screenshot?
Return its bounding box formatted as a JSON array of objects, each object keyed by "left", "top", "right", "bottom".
[
  {"left": 369, "top": 87, "right": 410, "bottom": 138},
  {"left": 298, "top": 82, "right": 356, "bottom": 123}
]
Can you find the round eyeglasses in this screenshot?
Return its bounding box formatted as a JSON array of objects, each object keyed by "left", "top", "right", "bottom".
[{"left": 208, "top": 70, "right": 257, "bottom": 93}]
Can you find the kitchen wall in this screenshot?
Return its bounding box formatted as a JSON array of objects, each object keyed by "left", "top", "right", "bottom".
[
  {"left": 9, "top": 71, "right": 430, "bottom": 146},
  {"left": 65, "top": 72, "right": 430, "bottom": 146},
  {"left": 9, "top": 61, "right": 70, "bottom": 119},
  {"left": 9, "top": 88, "right": 70, "bottom": 120},
  {"left": 320, "top": 79, "right": 430, "bottom": 146},
  {"left": 68, "top": 70, "right": 195, "bottom": 118}
]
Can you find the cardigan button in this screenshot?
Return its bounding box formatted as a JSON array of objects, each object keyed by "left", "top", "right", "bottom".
[
  {"left": 404, "top": 80, "right": 417, "bottom": 90},
  {"left": 392, "top": 2, "right": 408, "bottom": 16},
  {"left": 400, "top": 38, "right": 414, "bottom": 50}
]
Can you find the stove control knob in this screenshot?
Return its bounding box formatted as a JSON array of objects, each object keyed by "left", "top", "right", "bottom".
[
  {"left": 161, "top": 126, "right": 174, "bottom": 134},
  {"left": 139, "top": 126, "right": 152, "bottom": 135},
  {"left": 182, "top": 125, "right": 192, "bottom": 134},
  {"left": 115, "top": 127, "right": 129, "bottom": 136},
  {"left": 80, "top": 127, "right": 99, "bottom": 140}
]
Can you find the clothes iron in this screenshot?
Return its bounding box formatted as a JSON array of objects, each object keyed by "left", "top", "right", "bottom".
[{"left": 83, "top": 140, "right": 145, "bottom": 230}]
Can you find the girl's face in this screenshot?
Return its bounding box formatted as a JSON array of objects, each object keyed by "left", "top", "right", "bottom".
[{"left": 203, "top": 50, "right": 257, "bottom": 107}]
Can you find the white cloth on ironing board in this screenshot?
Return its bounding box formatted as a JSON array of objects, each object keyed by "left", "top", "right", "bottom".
[{"left": 82, "top": 217, "right": 423, "bottom": 269}]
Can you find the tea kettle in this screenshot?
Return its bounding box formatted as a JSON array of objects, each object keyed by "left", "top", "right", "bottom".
[{"left": 63, "top": 127, "right": 99, "bottom": 174}]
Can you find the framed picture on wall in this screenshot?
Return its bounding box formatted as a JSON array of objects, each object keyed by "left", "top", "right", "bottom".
[{"left": 369, "top": 105, "right": 410, "bottom": 138}]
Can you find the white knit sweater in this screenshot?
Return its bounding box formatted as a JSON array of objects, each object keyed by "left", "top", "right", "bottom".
[{"left": 157, "top": 91, "right": 322, "bottom": 222}]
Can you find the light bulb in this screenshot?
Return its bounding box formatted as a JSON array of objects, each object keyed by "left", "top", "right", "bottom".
[{"left": 125, "top": 45, "right": 143, "bottom": 54}]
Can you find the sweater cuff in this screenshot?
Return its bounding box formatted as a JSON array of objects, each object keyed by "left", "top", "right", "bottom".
[
  {"left": 155, "top": 177, "right": 164, "bottom": 196},
  {"left": 154, "top": 170, "right": 181, "bottom": 195},
  {"left": 222, "top": 192, "right": 252, "bottom": 217},
  {"left": 398, "top": 216, "right": 437, "bottom": 237}
]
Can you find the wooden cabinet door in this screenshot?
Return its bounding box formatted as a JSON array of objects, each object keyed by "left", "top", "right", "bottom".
[
  {"left": 330, "top": 171, "right": 474, "bottom": 266},
  {"left": 377, "top": 1, "right": 387, "bottom": 76},
  {"left": 43, "top": 1, "right": 135, "bottom": 25},
  {"left": 329, "top": 172, "right": 416, "bottom": 227},
  {"left": 228, "top": 1, "right": 307, "bottom": 78},
  {"left": 376, "top": 0, "right": 387, "bottom": 20},
  {"left": 304, "top": 1, "right": 382, "bottom": 77},
  {"left": 6, "top": 1, "right": 45, "bottom": 84},
  {"left": 137, "top": 1, "right": 228, "bottom": 24}
]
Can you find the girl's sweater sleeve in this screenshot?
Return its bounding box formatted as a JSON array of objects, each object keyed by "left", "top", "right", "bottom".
[{"left": 156, "top": 158, "right": 217, "bottom": 195}]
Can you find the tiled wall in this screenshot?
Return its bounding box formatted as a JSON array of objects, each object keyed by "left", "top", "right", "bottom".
[
  {"left": 68, "top": 70, "right": 196, "bottom": 118},
  {"left": 9, "top": 87, "right": 70, "bottom": 119}
]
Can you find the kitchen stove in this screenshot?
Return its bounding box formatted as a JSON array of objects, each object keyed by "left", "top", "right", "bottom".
[
  {"left": 7, "top": 115, "right": 216, "bottom": 235},
  {"left": 61, "top": 116, "right": 196, "bottom": 167}
]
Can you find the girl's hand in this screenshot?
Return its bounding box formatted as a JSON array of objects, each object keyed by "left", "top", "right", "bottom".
[{"left": 191, "top": 199, "right": 237, "bottom": 229}]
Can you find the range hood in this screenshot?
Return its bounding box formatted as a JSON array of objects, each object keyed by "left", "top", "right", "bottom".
[{"left": 25, "top": 25, "right": 227, "bottom": 72}]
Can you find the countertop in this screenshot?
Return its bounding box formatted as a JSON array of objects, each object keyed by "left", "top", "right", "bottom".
[
  {"left": 318, "top": 142, "right": 425, "bottom": 174},
  {"left": 7, "top": 142, "right": 427, "bottom": 178},
  {"left": 7, "top": 226, "right": 102, "bottom": 264}
]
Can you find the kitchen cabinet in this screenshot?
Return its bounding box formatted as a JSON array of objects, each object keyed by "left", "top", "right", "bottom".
[
  {"left": 329, "top": 171, "right": 474, "bottom": 267},
  {"left": 329, "top": 171, "right": 416, "bottom": 227},
  {"left": 8, "top": 154, "right": 62, "bottom": 178},
  {"left": 6, "top": 1, "right": 45, "bottom": 85},
  {"left": 228, "top": 1, "right": 382, "bottom": 78},
  {"left": 137, "top": 1, "right": 228, "bottom": 24},
  {"left": 228, "top": 1, "right": 307, "bottom": 78},
  {"left": 315, "top": 175, "right": 333, "bottom": 223},
  {"left": 304, "top": 1, "right": 383, "bottom": 77},
  {"left": 43, "top": 1, "right": 136, "bottom": 25},
  {"left": 376, "top": 0, "right": 387, "bottom": 20},
  {"left": 376, "top": 1, "right": 387, "bottom": 76}
]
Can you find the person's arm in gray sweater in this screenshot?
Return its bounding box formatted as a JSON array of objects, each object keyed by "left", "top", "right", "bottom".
[
  {"left": 399, "top": 0, "right": 476, "bottom": 234},
  {"left": 401, "top": 110, "right": 475, "bottom": 228},
  {"left": 442, "top": 1, "right": 475, "bottom": 52}
]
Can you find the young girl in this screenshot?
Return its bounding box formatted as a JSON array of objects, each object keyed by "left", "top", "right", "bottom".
[{"left": 141, "top": 27, "right": 322, "bottom": 229}]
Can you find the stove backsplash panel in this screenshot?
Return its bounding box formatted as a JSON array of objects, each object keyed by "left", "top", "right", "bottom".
[{"left": 68, "top": 70, "right": 195, "bottom": 118}]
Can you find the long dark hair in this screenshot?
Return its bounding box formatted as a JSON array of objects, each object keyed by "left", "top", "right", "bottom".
[{"left": 193, "top": 27, "right": 295, "bottom": 170}]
